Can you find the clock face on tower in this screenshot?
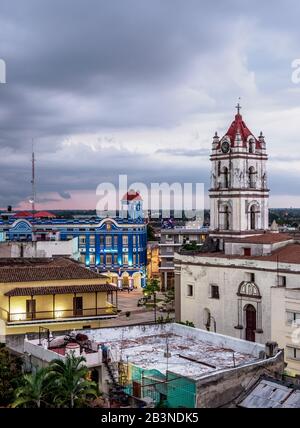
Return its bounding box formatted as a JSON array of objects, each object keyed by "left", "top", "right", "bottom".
[{"left": 221, "top": 141, "right": 230, "bottom": 154}]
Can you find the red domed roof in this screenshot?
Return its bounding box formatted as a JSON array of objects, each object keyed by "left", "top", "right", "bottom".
[
  {"left": 34, "top": 211, "right": 56, "bottom": 218},
  {"left": 220, "top": 112, "right": 261, "bottom": 150},
  {"left": 14, "top": 211, "right": 31, "bottom": 218},
  {"left": 122, "top": 190, "right": 142, "bottom": 201},
  {"left": 13, "top": 210, "right": 56, "bottom": 219}
]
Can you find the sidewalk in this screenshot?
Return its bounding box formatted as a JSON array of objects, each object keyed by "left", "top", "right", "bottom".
[{"left": 101, "top": 288, "right": 174, "bottom": 328}]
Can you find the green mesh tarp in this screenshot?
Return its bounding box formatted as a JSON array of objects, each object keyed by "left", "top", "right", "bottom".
[
  {"left": 124, "top": 364, "right": 196, "bottom": 408},
  {"left": 166, "top": 371, "right": 196, "bottom": 408}
]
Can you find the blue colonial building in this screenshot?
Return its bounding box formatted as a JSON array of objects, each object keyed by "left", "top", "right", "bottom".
[{"left": 0, "top": 191, "right": 147, "bottom": 289}]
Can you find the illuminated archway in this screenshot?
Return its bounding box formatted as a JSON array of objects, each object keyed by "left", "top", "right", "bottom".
[
  {"left": 132, "top": 272, "right": 142, "bottom": 289},
  {"left": 121, "top": 271, "right": 130, "bottom": 287}
]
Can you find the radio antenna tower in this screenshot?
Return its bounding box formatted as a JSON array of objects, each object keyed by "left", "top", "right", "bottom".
[{"left": 30, "top": 139, "right": 36, "bottom": 216}]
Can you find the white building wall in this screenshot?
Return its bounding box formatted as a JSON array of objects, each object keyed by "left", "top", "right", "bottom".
[
  {"left": 0, "top": 238, "right": 79, "bottom": 260},
  {"left": 177, "top": 253, "right": 300, "bottom": 346},
  {"left": 271, "top": 287, "right": 300, "bottom": 375}
]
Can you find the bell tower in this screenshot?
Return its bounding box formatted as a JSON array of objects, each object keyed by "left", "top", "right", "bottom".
[{"left": 209, "top": 105, "right": 269, "bottom": 239}]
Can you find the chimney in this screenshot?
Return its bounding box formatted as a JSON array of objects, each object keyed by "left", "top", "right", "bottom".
[{"left": 265, "top": 341, "right": 278, "bottom": 358}]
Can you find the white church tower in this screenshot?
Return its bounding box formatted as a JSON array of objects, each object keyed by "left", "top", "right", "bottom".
[{"left": 209, "top": 104, "right": 269, "bottom": 240}]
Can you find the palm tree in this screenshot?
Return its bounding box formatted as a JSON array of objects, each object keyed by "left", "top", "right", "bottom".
[
  {"left": 12, "top": 367, "right": 50, "bottom": 408},
  {"left": 48, "top": 353, "right": 97, "bottom": 408}
]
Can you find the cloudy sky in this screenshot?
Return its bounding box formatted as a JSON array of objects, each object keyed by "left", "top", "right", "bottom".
[{"left": 1, "top": 0, "right": 300, "bottom": 210}]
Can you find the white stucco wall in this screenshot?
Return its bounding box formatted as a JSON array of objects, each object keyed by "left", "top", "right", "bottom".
[
  {"left": 176, "top": 253, "right": 300, "bottom": 346},
  {"left": 271, "top": 287, "right": 300, "bottom": 375},
  {"left": 0, "top": 238, "right": 79, "bottom": 260}
]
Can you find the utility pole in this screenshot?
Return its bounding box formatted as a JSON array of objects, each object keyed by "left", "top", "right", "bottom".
[
  {"left": 166, "top": 335, "right": 169, "bottom": 381},
  {"left": 30, "top": 140, "right": 36, "bottom": 214},
  {"left": 154, "top": 291, "right": 157, "bottom": 323}
]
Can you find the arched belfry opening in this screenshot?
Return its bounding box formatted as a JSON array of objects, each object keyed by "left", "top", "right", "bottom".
[
  {"left": 222, "top": 167, "right": 229, "bottom": 189},
  {"left": 249, "top": 203, "right": 260, "bottom": 231},
  {"left": 249, "top": 167, "right": 256, "bottom": 189},
  {"left": 219, "top": 203, "right": 231, "bottom": 231},
  {"left": 250, "top": 205, "right": 256, "bottom": 230}
]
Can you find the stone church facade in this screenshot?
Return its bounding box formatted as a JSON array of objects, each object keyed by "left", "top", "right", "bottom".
[{"left": 175, "top": 106, "right": 300, "bottom": 375}]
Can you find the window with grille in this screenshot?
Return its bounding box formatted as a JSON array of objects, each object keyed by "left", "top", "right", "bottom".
[
  {"left": 278, "top": 276, "right": 287, "bottom": 287},
  {"left": 210, "top": 285, "right": 220, "bottom": 299},
  {"left": 287, "top": 311, "right": 300, "bottom": 325},
  {"left": 287, "top": 347, "right": 300, "bottom": 360},
  {"left": 187, "top": 284, "right": 194, "bottom": 297}
]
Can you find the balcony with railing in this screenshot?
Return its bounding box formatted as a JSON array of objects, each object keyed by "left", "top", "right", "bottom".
[
  {"left": 2, "top": 283, "right": 119, "bottom": 325},
  {"left": 2, "top": 306, "right": 118, "bottom": 324}
]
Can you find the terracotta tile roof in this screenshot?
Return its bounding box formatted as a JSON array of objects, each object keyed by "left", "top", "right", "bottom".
[
  {"left": 228, "top": 233, "right": 293, "bottom": 245},
  {"left": 183, "top": 243, "right": 300, "bottom": 265},
  {"left": 0, "top": 257, "right": 107, "bottom": 283},
  {"left": 260, "top": 243, "right": 300, "bottom": 264},
  {"left": 5, "top": 283, "right": 117, "bottom": 297}
]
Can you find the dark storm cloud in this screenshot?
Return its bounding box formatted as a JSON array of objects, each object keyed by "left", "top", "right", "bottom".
[
  {"left": 0, "top": 0, "right": 300, "bottom": 207},
  {"left": 59, "top": 191, "right": 71, "bottom": 200},
  {"left": 0, "top": 0, "right": 244, "bottom": 147}
]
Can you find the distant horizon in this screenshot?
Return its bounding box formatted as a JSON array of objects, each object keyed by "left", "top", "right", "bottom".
[{"left": 2, "top": 207, "right": 300, "bottom": 213}]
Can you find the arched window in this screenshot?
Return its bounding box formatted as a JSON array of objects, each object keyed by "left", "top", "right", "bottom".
[{"left": 249, "top": 167, "right": 256, "bottom": 189}]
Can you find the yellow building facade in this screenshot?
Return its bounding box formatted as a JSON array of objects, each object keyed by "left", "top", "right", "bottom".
[
  {"left": 147, "top": 242, "right": 160, "bottom": 280},
  {"left": 0, "top": 258, "right": 118, "bottom": 339}
]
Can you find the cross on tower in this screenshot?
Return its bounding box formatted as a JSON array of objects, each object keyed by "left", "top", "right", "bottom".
[{"left": 236, "top": 102, "right": 242, "bottom": 115}]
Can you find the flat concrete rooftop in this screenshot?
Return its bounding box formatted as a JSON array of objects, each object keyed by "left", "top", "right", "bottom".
[
  {"left": 81, "top": 323, "right": 264, "bottom": 380},
  {"left": 104, "top": 333, "right": 257, "bottom": 379}
]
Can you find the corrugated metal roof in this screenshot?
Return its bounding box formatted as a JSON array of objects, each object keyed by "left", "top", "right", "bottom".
[
  {"left": 239, "top": 379, "right": 300, "bottom": 408},
  {"left": 282, "top": 390, "right": 300, "bottom": 408}
]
